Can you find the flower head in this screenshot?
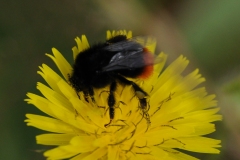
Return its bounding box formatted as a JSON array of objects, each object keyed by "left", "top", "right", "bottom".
[{"left": 25, "top": 30, "right": 222, "bottom": 160}]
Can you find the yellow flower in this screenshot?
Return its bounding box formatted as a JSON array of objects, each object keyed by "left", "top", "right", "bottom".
[{"left": 25, "top": 30, "right": 222, "bottom": 160}]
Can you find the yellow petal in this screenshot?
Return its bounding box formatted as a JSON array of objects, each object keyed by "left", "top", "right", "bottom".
[
  {"left": 82, "top": 147, "right": 107, "bottom": 160},
  {"left": 36, "top": 133, "right": 75, "bottom": 145},
  {"left": 38, "top": 64, "right": 64, "bottom": 94},
  {"left": 25, "top": 114, "right": 76, "bottom": 133},
  {"left": 46, "top": 48, "right": 72, "bottom": 80}
]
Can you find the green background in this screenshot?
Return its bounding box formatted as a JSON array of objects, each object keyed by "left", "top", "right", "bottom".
[{"left": 0, "top": 0, "right": 240, "bottom": 159}]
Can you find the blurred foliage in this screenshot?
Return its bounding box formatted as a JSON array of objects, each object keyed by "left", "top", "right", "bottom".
[
  {"left": 224, "top": 77, "right": 240, "bottom": 96},
  {"left": 0, "top": 0, "right": 240, "bottom": 159}
]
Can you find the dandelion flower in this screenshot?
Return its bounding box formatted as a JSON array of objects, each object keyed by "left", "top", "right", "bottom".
[{"left": 25, "top": 30, "right": 222, "bottom": 160}]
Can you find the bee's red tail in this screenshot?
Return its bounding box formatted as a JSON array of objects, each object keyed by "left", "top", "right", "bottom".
[{"left": 138, "top": 48, "right": 154, "bottom": 79}]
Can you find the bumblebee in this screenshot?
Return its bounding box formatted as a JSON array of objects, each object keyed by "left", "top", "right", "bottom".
[{"left": 69, "top": 35, "right": 156, "bottom": 126}]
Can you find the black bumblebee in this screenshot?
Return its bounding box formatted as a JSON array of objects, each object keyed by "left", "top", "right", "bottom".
[{"left": 68, "top": 35, "right": 156, "bottom": 127}]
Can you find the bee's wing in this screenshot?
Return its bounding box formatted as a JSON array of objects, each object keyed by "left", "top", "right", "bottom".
[
  {"left": 102, "top": 37, "right": 161, "bottom": 72},
  {"left": 105, "top": 36, "right": 155, "bottom": 52},
  {"left": 102, "top": 48, "right": 146, "bottom": 72}
]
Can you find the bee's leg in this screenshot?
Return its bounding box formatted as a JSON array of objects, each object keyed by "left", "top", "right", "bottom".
[
  {"left": 75, "top": 92, "right": 80, "bottom": 99},
  {"left": 82, "top": 90, "right": 89, "bottom": 102},
  {"left": 115, "top": 74, "right": 148, "bottom": 98},
  {"left": 88, "top": 87, "right": 95, "bottom": 103},
  {"left": 116, "top": 75, "right": 151, "bottom": 127},
  {"left": 105, "top": 81, "right": 117, "bottom": 127},
  {"left": 138, "top": 97, "right": 151, "bottom": 132}
]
